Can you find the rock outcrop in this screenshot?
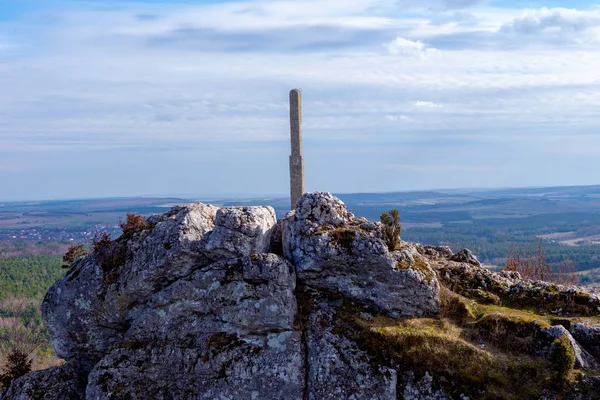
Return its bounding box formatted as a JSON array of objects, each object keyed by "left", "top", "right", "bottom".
[
  {"left": 283, "top": 192, "right": 440, "bottom": 318},
  {"left": 3, "top": 192, "right": 600, "bottom": 400}
]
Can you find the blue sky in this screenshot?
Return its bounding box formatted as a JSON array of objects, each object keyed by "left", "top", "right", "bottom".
[{"left": 1, "top": 0, "right": 600, "bottom": 200}]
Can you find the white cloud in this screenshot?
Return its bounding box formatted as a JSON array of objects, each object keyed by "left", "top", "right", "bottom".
[
  {"left": 500, "top": 7, "right": 600, "bottom": 42},
  {"left": 413, "top": 101, "right": 442, "bottom": 108},
  {"left": 386, "top": 37, "right": 441, "bottom": 57},
  {"left": 0, "top": 1, "right": 599, "bottom": 186}
]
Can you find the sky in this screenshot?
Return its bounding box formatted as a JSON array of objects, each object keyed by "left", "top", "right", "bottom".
[{"left": 1, "top": 0, "right": 600, "bottom": 200}]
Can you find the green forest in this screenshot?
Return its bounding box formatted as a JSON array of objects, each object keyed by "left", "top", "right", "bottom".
[{"left": 0, "top": 255, "right": 63, "bottom": 301}]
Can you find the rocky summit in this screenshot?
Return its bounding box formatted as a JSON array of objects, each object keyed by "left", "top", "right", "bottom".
[{"left": 3, "top": 193, "right": 600, "bottom": 400}]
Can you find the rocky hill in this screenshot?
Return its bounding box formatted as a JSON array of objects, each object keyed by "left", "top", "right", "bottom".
[{"left": 2, "top": 193, "right": 600, "bottom": 399}]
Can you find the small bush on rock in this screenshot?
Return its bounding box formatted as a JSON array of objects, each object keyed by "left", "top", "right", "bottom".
[
  {"left": 550, "top": 337, "right": 575, "bottom": 381},
  {"left": 380, "top": 209, "right": 401, "bottom": 251},
  {"left": 119, "top": 213, "right": 152, "bottom": 236},
  {"left": 91, "top": 232, "right": 127, "bottom": 282},
  {"left": 62, "top": 244, "right": 88, "bottom": 268}
]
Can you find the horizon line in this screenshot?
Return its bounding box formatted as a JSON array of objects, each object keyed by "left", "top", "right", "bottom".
[{"left": 1, "top": 183, "right": 599, "bottom": 204}]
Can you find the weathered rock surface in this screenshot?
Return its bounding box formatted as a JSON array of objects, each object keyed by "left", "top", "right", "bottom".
[
  {"left": 2, "top": 363, "right": 85, "bottom": 400},
  {"left": 449, "top": 249, "right": 480, "bottom": 267},
  {"left": 436, "top": 259, "right": 600, "bottom": 316},
  {"left": 42, "top": 203, "right": 276, "bottom": 369},
  {"left": 422, "top": 245, "right": 454, "bottom": 259},
  {"left": 541, "top": 325, "right": 600, "bottom": 370},
  {"left": 304, "top": 296, "right": 397, "bottom": 400},
  {"left": 86, "top": 330, "right": 303, "bottom": 400},
  {"left": 570, "top": 322, "right": 600, "bottom": 360},
  {"left": 4, "top": 192, "right": 600, "bottom": 400},
  {"left": 283, "top": 192, "right": 440, "bottom": 318},
  {"left": 401, "top": 372, "right": 453, "bottom": 400}
]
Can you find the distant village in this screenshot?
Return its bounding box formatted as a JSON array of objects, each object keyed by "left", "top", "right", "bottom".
[{"left": 0, "top": 226, "right": 121, "bottom": 243}]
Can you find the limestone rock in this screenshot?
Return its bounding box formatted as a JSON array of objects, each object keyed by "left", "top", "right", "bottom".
[
  {"left": 542, "top": 325, "right": 600, "bottom": 370},
  {"left": 304, "top": 298, "right": 397, "bottom": 400},
  {"left": 126, "top": 254, "right": 297, "bottom": 341},
  {"left": 401, "top": 372, "right": 454, "bottom": 400},
  {"left": 1, "top": 363, "right": 85, "bottom": 400},
  {"left": 42, "top": 203, "right": 276, "bottom": 368},
  {"left": 205, "top": 206, "right": 276, "bottom": 259},
  {"left": 423, "top": 246, "right": 454, "bottom": 259},
  {"left": 434, "top": 260, "right": 600, "bottom": 316},
  {"left": 449, "top": 249, "right": 480, "bottom": 267},
  {"left": 86, "top": 331, "right": 303, "bottom": 400},
  {"left": 569, "top": 322, "right": 600, "bottom": 360},
  {"left": 8, "top": 193, "right": 600, "bottom": 400},
  {"left": 283, "top": 192, "right": 440, "bottom": 318},
  {"left": 85, "top": 253, "right": 303, "bottom": 399}
]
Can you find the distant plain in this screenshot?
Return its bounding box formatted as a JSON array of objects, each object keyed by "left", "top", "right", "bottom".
[{"left": 2, "top": 185, "right": 600, "bottom": 283}]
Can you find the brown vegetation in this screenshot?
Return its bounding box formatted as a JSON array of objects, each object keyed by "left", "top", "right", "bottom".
[
  {"left": 503, "top": 240, "right": 578, "bottom": 286},
  {"left": 119, "top": 213, "right": 152, "bottom": 236},
  {"left": 62, "top": 244, "right": 88, "bottom": 268},
  {"left": 91, "top": 232, "right": 112, "bottom": 252}
]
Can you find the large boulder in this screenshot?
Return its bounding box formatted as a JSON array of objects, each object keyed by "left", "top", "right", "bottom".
[
  {"left": 42, "top": 203, "right": 276, "bottom": 368},
  {"left": 283, "top": 192, "right": 440, "bottom": 318},
  {"left": 85, "top": 254, "right": 303, "bottom": 399}
]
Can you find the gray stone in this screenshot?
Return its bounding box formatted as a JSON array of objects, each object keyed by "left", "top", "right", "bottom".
[
  {"left": 402, "top": 371, "right": 454, "bottom": 400},
  {"left": 1, "top": 363, "right": 85, "bottom": 400},
  {"left": 205, "top": 206, "right": 276, "bottom": 259},
  {"left": 289, "top": 89, "right": 304, "bottom": 209},
  {"left": 86, "top": 331, "right": 303, "bottom": 400},
  {"left": 283, "top": 192, "right": 440, "bottom": 318},
  {"left": 42, "top": 203, "right": 277, "bottom": 368},
  {"left": 423, "top": 246, "right": 454, "bottom": 259},
  {"left": 569, "top": 322, "right": 600, "bottom": 360},
  {"left": 126, "top": 254, "right": 297, "bottom": 341},
  {"left": 435, "top": 259, "right": 600, "bottom": 316},
  {"left": 543, "top": 325, "right": 600, "bottom": 370},
  {"left": 12, "top": 193, "right": 599, "bottom": 400},
  {"left": 85, "top": 253, "right": 303, "bottom": 399},
  {"left": 305, "top": 300, "right": 397, "bottom": 400},
  {"left": 449, "top": 249, "right": 481, "bottom": 267}
]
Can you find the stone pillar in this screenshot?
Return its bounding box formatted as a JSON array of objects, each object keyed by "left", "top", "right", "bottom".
[{"left": 289, "top": 89, "right": 305, "bottom": 209}]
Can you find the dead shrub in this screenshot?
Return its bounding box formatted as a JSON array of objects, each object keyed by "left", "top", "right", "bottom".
[
  {"left": 119, "top": 213, "right": 152, "bottom": 236},
  {"left": 62, "top": 244, "right": 88, "bottom": 268},
  {"left": 503, "top": 240, "right": 579, "bottom": 286},
  {"left": 92, "top": 232, "right": 112, "bottom": 252},
  {"left": 91, "top": 232, "right": 127, "bottom": 282}
]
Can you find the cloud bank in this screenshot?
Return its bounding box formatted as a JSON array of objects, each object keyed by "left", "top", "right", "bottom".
[{"left": 1, "top": 0, "right": 599, "bottom": 199}]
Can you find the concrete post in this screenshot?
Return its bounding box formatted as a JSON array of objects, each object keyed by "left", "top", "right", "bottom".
[{"left": 289, "top": 89, "right": 305, "bottom": 209}]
